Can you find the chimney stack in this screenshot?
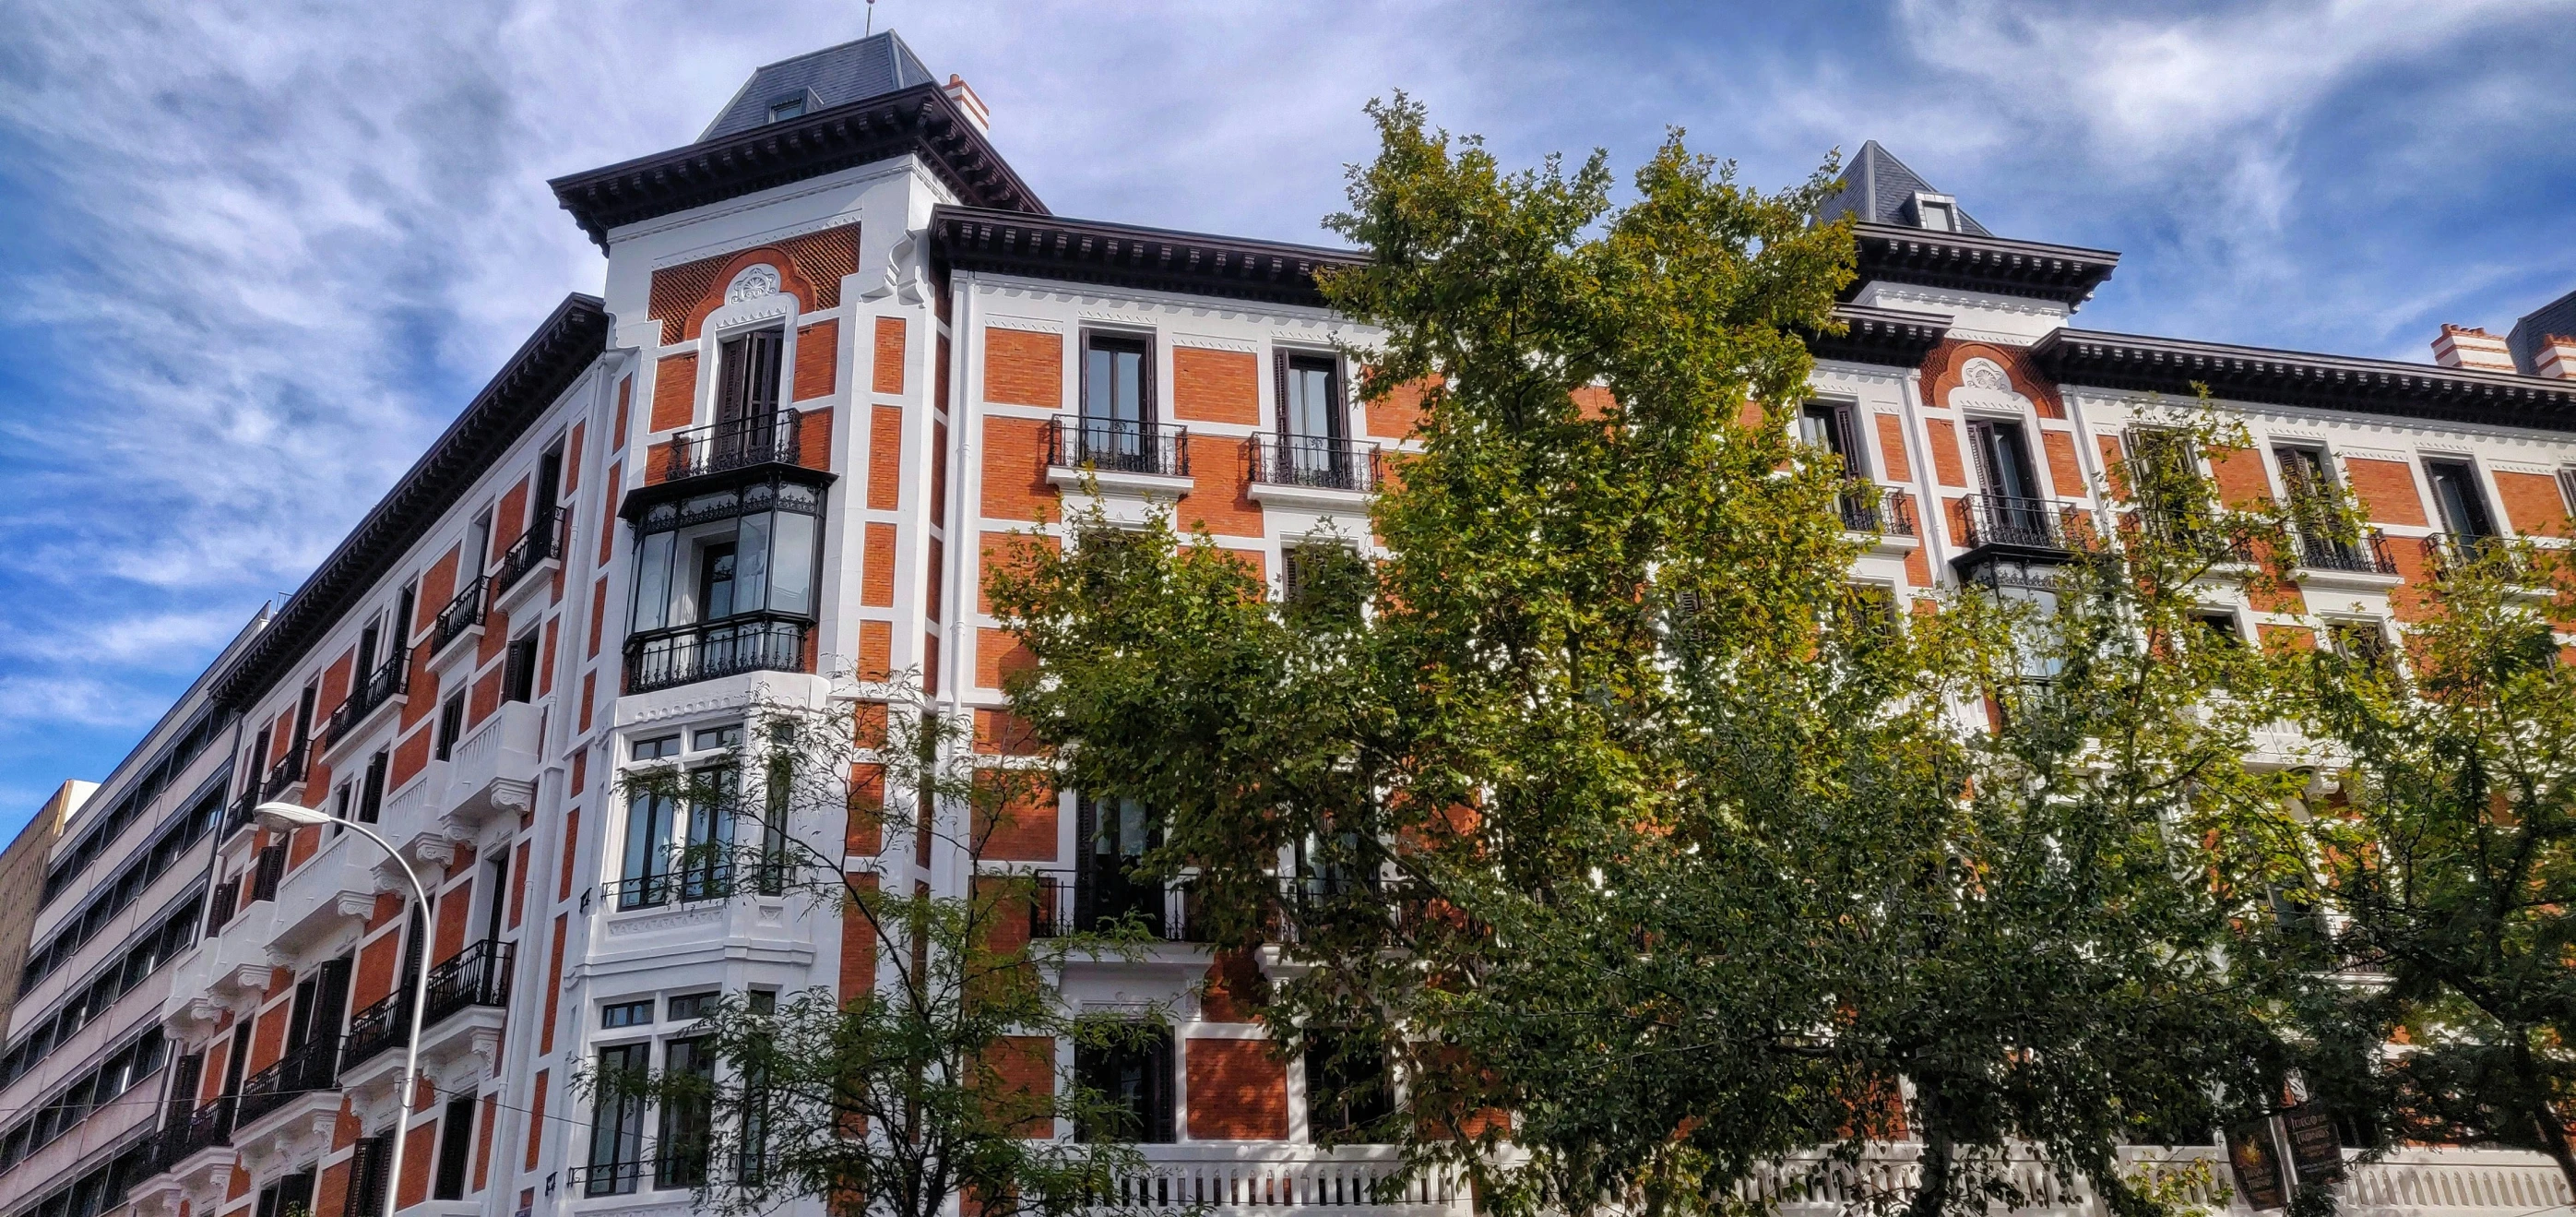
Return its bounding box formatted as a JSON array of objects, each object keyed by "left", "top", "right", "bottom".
[
  {"left": 2533, "top": 334, "right": 2576, "bottom": 381},
  {"left": 2432, "top": 324, "right": 2516, "bottom": 373},
  {"left": 944, "top": 74, "right": 990, "bottom": 135}
]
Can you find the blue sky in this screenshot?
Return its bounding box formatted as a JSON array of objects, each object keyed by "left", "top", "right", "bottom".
[{"left": 1, "top": 0, "right": 2570, "bottom": 835}]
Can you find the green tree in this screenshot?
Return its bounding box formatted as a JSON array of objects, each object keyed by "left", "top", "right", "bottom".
[
  {"left": 2289, "top": 538, "right": 2576, "bottom": 1190},
  {"left": 584, "top": 692, "right": 1165, "bottom": 1217},
  {"left": 991, "top": 98, "right": 2312, "bottom": 1217}
]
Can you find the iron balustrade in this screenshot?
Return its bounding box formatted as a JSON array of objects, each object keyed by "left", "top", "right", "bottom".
[
  {"left": 2422, "top": 531, "right": 2530, "bottom": 580},
  {"left": 1836, "top": 485, "right": 1917, "bottom": 537},
  {"left": 247, "top": 844, "right": 287, "bottom": 905},
  {"left": 660, "top": 409, "right": 801, "bottom": 483},
  {"left": 623, "top": 612, "right": 809, "bottom": 695},
  {"left": 324, "top": 648, "right": 410, "bottom": 741},
  {"left": 338, "top": 940, "right": 515, "bottom": 1072},
  {"left": 1248, "top": 435, "right": 1379, "bottom": 493},
  {"left": 223, "top": 790, "right": 257, "bottom": 839},
  {"left": 570, "top": 1151, "right": 749, "bottom": 1198},
  {"left": 1047, "top": 416, "right": 1191, "bottom": 478},
  {"left": 2293, "top": 528, "right": 2400, "bottom": 576},
  {"left": 158, "top": 1095, "right": 235, "bottom": 1170},
  {"left": 258, "top": 741, "right": 310, "bottom": 802},
  {"left": 1959, "top": 493, "right": 2075, "bottom": 553},
  {"left": 430, "top": 577, "right": 485, "bottom": 653},
  {"left": 1024, "top": 869, "right": 1205, "bottom": 941},
  {"left": 600, "top": 860, "right": 782, "bottom": 912},
  {"left": 233, "top": 1033, "right": 340, "bottom": 1128},
  {"left": 493, "top": 506, "right": 565, "bottom": 596}
]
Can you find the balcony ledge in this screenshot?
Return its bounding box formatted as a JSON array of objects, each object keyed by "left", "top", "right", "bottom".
[
  {"left": 1245, "top": 481, "right": 1371, "bottom": 514},
  {"left": 438, "top": 701, "right": 543, "bottom": 835},
  {"left": 1049, "top": 464, "right": 1194, "bottom": 498},
  {"left": 318, "top": 695, "right": 407, "bottom": 770},
  {"left": 2293, "top": 565, "right": 2407, "bottom": 592},
  {"left": 492, "top": 557, "right": 561, "bottom": 620},
  {"left": 231, "top": 1093, "right": 341, "bottom": 1170}
]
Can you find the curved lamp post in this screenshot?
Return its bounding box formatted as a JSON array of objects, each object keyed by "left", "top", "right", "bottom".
[{"left": 255, "top": 802, "right": 434, "bottom": 1217}]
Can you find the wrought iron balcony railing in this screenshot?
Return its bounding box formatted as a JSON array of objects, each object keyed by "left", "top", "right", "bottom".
[
  {"left": 1047, "top": 416, "right": 1191, "bottom": 479},
  {"left": 338, "top": 939, "right": 516, "bottom": 1072},
  {"left": 258, "top": 741, "right": 309, "bottom": 802},
  {"left": 233, "top": 1032, "right": 339, "bottom": 1129},
  {"left": 430, "top": 577, "right": 485, "bottom": 654},
  {"left": 600, "top": 861, "right": 784, "bottom": 913},
  {"left": 156, "top": 1094, "right": 235, "bottom": 1171},
  {"left": 660, "top": 409, "right": 801, "bottom": 483},
  {"left": 1837, "top": 485, "right": 1917, "bottom": 537},
  {"left": 623, "top": 612, "right": 809, "bottom": 695},
  {"left": 1958, "top": 493, "right": 2076, "bottom": 554},
  {"left": 568, "top": 1150, "right": 754, "bottom": 1198},
  {"left": 493, "top": 506, "right": 565, "bottom": 597},
  {"left": 1248, "top": 435, "right": 1379, "bottom": 494},
  {"left": 324, "top": 648, "right": 410, "bottom": 743},
  {"left": 2292, "top": 527, "right": 2400, "bottom": 576},
  {"left": 1024, "top": 869, "right": 1207, "bottom": 942},
  {"left": 2421, "top": 531, "right": 2534, "bottom": 581}
]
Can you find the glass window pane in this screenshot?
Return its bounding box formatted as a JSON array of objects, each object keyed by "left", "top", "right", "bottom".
[
  {"left": 629, "top": 532, "right": 673, "bottom": 632},
  {"left": 768, "top": 512, "right": 816, "bottom": 617},
  {"left": 734, "top": 513, "right": 772, "bottom": 614}
]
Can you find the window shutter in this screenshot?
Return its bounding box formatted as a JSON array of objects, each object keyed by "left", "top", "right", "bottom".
[
  {"left": 1073, "top": 798, "right": 1096, "bottom": 929},
  {"left": 1274, "top": 350, "right": 1292, "bottom": 436},
  {"left": 1832, "top": 403, "right": 1865, "bottom": 480},
  {"left": 1965, "top": 420, "right": 2000, "bottom": 495},
  {"left": 1151, "top": 1031, "right": 1178, "bottom": 1143}
]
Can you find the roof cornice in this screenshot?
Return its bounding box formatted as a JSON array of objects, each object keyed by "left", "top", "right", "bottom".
[
  {"left": 2031, "top": 328, "right": 2576, "bottom": 430},
  {"left": 551, "top": 84, "right": 1043, "bottom": 251},
  {"left": 930, "top": 205, "right": 1363, "bottom": 308},
  {"left": 1806, "top": 304, "right": 1953, "bottom": 367},
  {"left": 1849, "top": 221, "right": 2119, "bottom": 308},
  {"left": 212, "top": 294, "right": 611, "bottom": 710}
]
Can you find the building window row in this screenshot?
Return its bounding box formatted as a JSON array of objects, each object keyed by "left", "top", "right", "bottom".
[
  {"left": 0, "top": 1026, "right": 165, "bottom": 1175},
  {"left": 20, "top": 784, "right": 224, "bottom": 993},
  {"left": 6, "top": 1129, "right": 156, "bottom": 1217},
  {"left": 0, "top": 892, "right": 200, "bottom": 1091},
  {"left": 39, "top": 706, "right": 229, "bottom": 911}
]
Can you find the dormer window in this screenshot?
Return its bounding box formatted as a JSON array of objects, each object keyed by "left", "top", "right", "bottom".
[
  {"left": 1910, "top": 192, "right": 1959, "bottom": 233},
  {"left": 767, "top": 97, "right": 806, "bottom": 123}
]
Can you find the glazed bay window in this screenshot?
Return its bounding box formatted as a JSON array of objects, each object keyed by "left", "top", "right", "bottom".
[{"left": 625, "top": 476, "right": 824, "bottom": 693}]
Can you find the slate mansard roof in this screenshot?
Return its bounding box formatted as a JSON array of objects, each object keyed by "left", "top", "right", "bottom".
[
  {"left": 698, "top": 31, "right": 941, "bottom": 143},
  {"left": 1817, "top": 140, "right": 1992, "bottom": 236}
]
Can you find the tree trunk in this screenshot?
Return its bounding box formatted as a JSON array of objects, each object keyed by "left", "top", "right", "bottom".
[
  {"left": 1907, "top": 1079, "right": 1954, "bottom": 1217},
  {"left": 2526, "top": 1099, "right": 2576, "bottom": 1200}
]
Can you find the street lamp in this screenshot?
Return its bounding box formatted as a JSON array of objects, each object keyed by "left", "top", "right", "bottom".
[{"left": 255, "top": 802, "right": 434, "bottom": 1217}]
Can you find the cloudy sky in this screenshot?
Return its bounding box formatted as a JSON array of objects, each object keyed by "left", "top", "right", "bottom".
[{"left": 0, "top": 0, "right": 2570, "bottom": 831}]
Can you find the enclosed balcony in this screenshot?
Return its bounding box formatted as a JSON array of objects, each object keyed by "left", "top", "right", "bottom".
[
  {"left": 621, "top": 472, "right": 825, "bottom": 696},
  {"left": 440, "top": 699, "right": 542, "bottom": 830}
]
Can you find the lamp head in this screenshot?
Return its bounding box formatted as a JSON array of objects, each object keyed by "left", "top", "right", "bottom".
[{"left": 253, "top": 801, "right": 332, "bottom": 830}]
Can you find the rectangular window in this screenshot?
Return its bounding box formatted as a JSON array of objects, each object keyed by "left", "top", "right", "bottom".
[
  {"left": 2330, "top": 621, "right": 2392, "bottom": 671},
  {"left": 394, "top": 583, "right": 417, "bottom": 647},
  {"left": 621, "top": 789, "right": 677, "bottom": 911},
  {"left": 432, "top": 1095, "right": 476, "bottom": 1199},
  {"left": 1082, "top": 333, "right": 1153, "bottom": 426},
  {"left": 1798, "top": 401, "right": 1866, "bottom": 480},
  {"left": 601, "top": 1000, "right": 653, "bottom": 1029},
  {"left": 469, "top": 511, "right": 493, "bottom": 577},
  {"left": 2194, "top": 610, "right": 2244, "bottom": 649},
  {"left": 683, "top": 767, "right": 738, "bottom": 901},
  {"left": 1966, "top": 417, "right": 2041, "bottom": 501},
  {"left": 632, "top": 734, "right": 682, "bottom": 762},
  {"left": 503, "top": 634, "right": 540, "bottom": 704},
  {"left": 359, "top": 751, "right": 388, "bottom": 824},
  {"left": 1278, "top": 352, "right": 1342, "bottom": 441},
  {"left": 657, "top": 1036, "right": 717, "bottom": 1188},
  {"left": 717, "top": 327, "right": 785, "bottom": 426},
  {"left": 666, "top": 992, "right": 718, "bottom": 1023},
  {"left": 434, "top": 695, "right": 466, "bottom": 762},
  {"left": 347, "top": 1134, "right": 390, "bottom": 1217},
  {"left": 588, "top": 1042, "right": 648, "bottom": 1195},
  {"left": 1074, "top": 1028, "right": 1175, "bottom": 1143},
  {"left": 1078, "top": 796, "right": 1163, "bottom": 935},
  {"left": 692, "top": 725, "right": 743, "bottom": 752},
  {"left": 2423, "top": 459, "right": 2497, "bottom": 538},
  {"left": 1306, "top": 1032, "right": 1394, "bottom": 1142}
]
